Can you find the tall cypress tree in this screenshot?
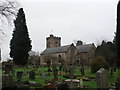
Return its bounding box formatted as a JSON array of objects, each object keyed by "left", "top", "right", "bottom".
[
  {"left": 116, "top": 1, "right": 120, "bottom": 68},
  {"left": 10, "top": 8, "right": 32, "bottom": 66}
]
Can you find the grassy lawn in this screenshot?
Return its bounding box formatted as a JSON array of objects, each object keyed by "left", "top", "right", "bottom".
[{"left": 11, "top": 66, "right": 119, "bottom": 88}]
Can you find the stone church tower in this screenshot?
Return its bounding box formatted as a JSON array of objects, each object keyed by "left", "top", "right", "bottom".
[{"left": 46, "top": 34, "right": 61, "bottom": 48}]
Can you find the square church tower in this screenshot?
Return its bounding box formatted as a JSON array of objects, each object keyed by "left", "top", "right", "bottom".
[{"left": 46, "top": 34, "right": 61, "bottom": 48}]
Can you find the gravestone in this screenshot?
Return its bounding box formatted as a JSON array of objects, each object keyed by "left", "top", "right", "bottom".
[
  {"left": 41, "top": 72, "right": 46, "bottom": 79},
  {"left": 29, "top": 81, "right": 40, "bottom": 87},
  {"left": 96, "top": 68, "right": 109, "bottom": 88},
  {"left": 17, "top": 71, "right": 23, "bottom": 79},
  {"left": 65, "top": 79, "right": 80, "bottom": 89},
  {"left": 79, "top": 79, "right": 83, "bottom": 88},
  {"left": 23, "top": 71, "right": 27, "bottom": 77},
  {"left": 2, "top": 74, "right": 14, "bottom": 88},
  {"left": 29, "top": 70, "right": 35, "bottom": 80}
]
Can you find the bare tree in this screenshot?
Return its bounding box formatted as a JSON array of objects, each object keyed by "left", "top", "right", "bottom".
[
  {"left": 0, "top": 0, "right": 20, "bottom": 21},
  {"left": 0, "top": 0, "right": 20, "bottom": 34}
]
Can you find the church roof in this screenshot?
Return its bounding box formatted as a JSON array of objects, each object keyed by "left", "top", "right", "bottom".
[
  {"left": 41, "top": 43, "right": 95, "bottom": 55},
  {"left": 76, "top": 44, "right": 94, "bottom": 53},
  {"left": 41, "top": 45, "right": 71, "bottom": 55}
]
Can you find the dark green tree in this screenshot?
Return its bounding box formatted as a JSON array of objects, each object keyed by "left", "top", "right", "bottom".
[
  {"left": 95, "top": 40, "right": 116, "bottom": 67},
  {"left": 10, "top": 8, "right": 32, "bottom": 66},
  {"left": 116, "top": 1, "right": 120, "bottom": 68}
]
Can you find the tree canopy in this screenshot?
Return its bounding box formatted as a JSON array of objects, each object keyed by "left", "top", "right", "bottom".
[{"left": 10, "top": 8, "right": 32, "bottom": 66}]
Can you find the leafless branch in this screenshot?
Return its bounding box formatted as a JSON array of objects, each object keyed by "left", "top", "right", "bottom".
[
  {"left": 0, "top": 0, "right": 20, "bottom": 21},
  {"left": 0, "top": 0, "right": 20, "bottom": 36}
]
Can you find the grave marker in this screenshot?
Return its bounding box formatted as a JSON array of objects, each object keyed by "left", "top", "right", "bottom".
[
  {"left": 96, "top": 68, "right": 109, "bottom": 88},
  {"left": 17, "top": 71, "right": 23, "bottom": 78},
  {"left": 29, "top": 70, "right": 35, "bottom": 80},
  {"left": 41, "top": 72, "right": 46, "bottom": 79}
]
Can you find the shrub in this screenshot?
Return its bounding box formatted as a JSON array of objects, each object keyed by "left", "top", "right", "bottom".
[{"left": 91, "top": 56, "right": 109, "bottom": 73}]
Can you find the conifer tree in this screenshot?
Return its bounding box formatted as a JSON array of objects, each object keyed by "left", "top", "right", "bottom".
[
  {"left": 10, "top": 8, "right": 32, "bottom": 66},
  {"left": 116, "top": 1, "right": 120, "bottom": 67}
]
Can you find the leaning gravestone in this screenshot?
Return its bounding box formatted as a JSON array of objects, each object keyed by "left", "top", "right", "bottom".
[
  {"left": 17, "top": 71, "right": 23, "bottom": 79},
  {"left": 29, "top": 70, "right": 35, "bottom": 80},
  {"left": 96, "top": 68, "right": 109, "bottom": 88},
  {"left": 41, "top": 72, "right": 46, "bottom": 79}
]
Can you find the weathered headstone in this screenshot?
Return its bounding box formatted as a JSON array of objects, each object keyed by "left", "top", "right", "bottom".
[
  {"left": 23, "top": 71, "right": 27, "bottom": 77},
  {"left": 79, "top": 79, "right": 83, "bottom": 88},
  {"left": 65, "top": 79, "right": 80, "bottom": 89},
  {"left": 29, "top": 70, "right": 35, "bottom": 80},
  {"left": 41, "top": 72, "right": 46, "bottom": 79},
  {"left": 96, "top": 68, "right": 109, "bottom": 88},
  {"left": 17, "top": 71, "right": 23, "bottom": 79}
]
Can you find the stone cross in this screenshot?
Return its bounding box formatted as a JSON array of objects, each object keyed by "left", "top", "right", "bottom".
[{"left": 96, "top": 68, "right": 109, "bottom": 88}]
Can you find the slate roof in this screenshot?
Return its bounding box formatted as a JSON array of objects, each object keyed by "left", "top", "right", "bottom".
[
  {"left": 41, "top": 43, "right": 95, "bottom": 55},
  {"left": 76, "top": 44, "right": 94, "bottom": 53},
  {"left": 41, "top": 45, "right": 71, "bottom": 55}
]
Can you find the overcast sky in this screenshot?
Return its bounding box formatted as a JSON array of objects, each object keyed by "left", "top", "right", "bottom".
[{"left": 0, "top": 0, "right": 118, "bottom": 61}]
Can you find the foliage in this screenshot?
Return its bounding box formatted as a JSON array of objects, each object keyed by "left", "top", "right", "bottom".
[
  {"left": 95, "top": 41, "right": 116, "bottom": 67},
  {"left": 91, "top": 56, "right": 109, "bottom": 73},
  {"left": 10, "top": 8, "right": 32, "bottom": 66}
]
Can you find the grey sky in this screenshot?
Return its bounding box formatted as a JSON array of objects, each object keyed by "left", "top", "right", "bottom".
[{"left": 1, "top": 0, "right": 118, "bottom": 61}]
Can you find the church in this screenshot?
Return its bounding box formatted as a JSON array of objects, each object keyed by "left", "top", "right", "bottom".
[{"left": 40, "top": 34, "right": 96, "bottom": 66}]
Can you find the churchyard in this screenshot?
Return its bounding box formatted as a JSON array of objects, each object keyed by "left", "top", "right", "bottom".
[{"left": 1, "top": 63, "right": 120, "bottom": 89}]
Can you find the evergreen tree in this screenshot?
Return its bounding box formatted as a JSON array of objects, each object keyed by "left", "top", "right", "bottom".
[
  {"left": 116, "top": 1, "right": 120, "bottom": 67},
  {"left": 10, "top": 8, "right": 32, "bottom": 66},
  {"left": 95, "top": 41, "right": 116, "bottom": 67}
]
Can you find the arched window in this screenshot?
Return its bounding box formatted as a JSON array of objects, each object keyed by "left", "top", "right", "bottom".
[{"left": 58, "top": 55, "right": 62, "bottom": 63}]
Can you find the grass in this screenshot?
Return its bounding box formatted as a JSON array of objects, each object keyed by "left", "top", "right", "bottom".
[
  {"left": 10, "top": 66, "right": 119, "bottom": 88},
  {"left": 83, "top": 81, "right": 96, "bottom": 88},
  {"left": 109, "top": 69, "right": 120, "bottom": 85}
]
